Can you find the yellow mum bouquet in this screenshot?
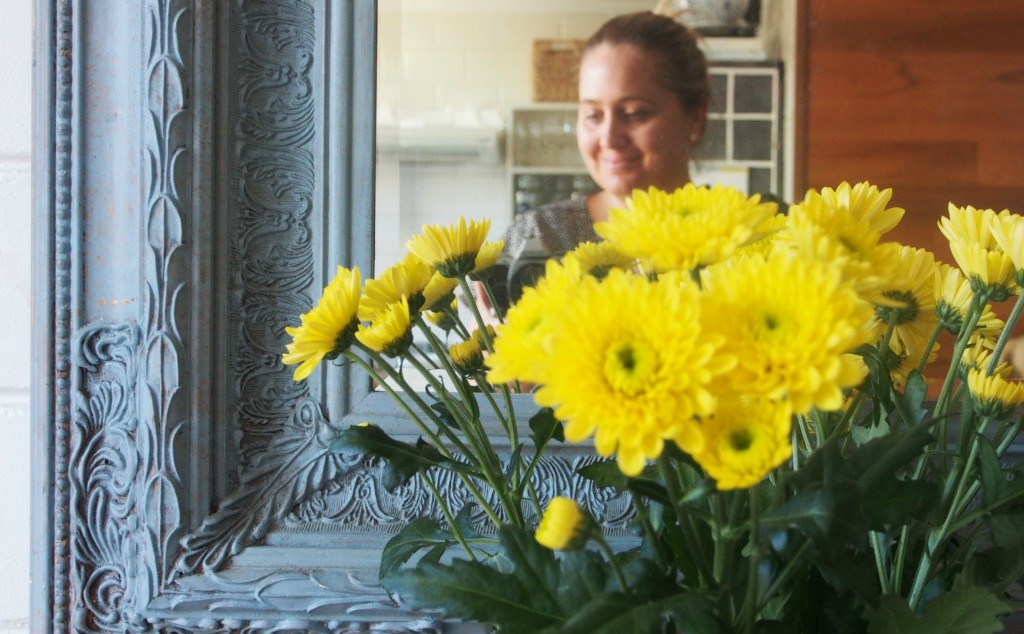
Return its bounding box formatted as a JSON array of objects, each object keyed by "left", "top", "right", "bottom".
[{"left": 284, "top": 182, "right": 1024, "bottom": 632}]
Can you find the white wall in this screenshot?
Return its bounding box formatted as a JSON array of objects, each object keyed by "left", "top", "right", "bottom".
[{"left": 0, "top": 0, "right": 33, "bottom": 631}]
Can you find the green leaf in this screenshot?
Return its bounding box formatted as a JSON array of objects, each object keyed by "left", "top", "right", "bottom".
[
  {"left": 379, "top": 517, "right": 456, "bottom": 580},
  {"left": 865, "top": 588, "right": 1011, "bottom": 634},
  {"left": 555, "top": 550, "right": 610, "bottom": 611},
  {"left": 861, "top": 479, "right": 939, "bottom": 529},
  {"left": 844, "top": 423, "right": 935, "bottom": 494},
  {"left": 851, "top": 418, "right": 891, "bottom": 447},
  {"left": 385, "top": 558, "right": 562, "bottom": 633},
  {"left": 961, "top": 512, "right": 1024, "bottom": 591},
  {"left": 921, "top": 586, "right": 1011, "bottom": 633},
  {"left": 384, "top": 526, "right": 564, "bottom": 634},
  {"left": 576, "top": 460, "right": 670, "bottom": 505},
  {"left": 552, "top": 591, "right": 726, "bottom": 634},
  {"left": 429, "top": 400, "right": 458, "bottom": 428},
  {"left": 977, "top": 433, "right": 1005, "bottom": 507},
  {"left": 864, "top": 595, "right": 918, "bottom": 634},
  {"left": 379, "top": 504, "right": 486, "bottom": 580},
  {"left": 895, "top": 369, "right": 929, "bottom": 426},
  {"left": 762, "top": 481, "right": 867, "bottom": 549},
  {"left": 330, "top": 424, "right": 472, "bottom": 492},
  {"left": 529, "top": 407, "right": 564, "bottom": 445}
]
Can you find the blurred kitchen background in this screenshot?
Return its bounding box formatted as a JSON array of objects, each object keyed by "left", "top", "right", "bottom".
[{"left": 373, "top": 0, "right": 797, "bottom": 272}]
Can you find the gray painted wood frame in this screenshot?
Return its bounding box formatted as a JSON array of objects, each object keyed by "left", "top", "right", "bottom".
[
  {"left": 29, "top": 1, "right": 443, "bottom": 631},
  {"left": 31, "top": 2, "right": 628, "bottom": 629}
]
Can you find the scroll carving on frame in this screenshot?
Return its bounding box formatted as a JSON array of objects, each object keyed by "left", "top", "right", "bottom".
[{"left": 37, "top": 1, "right": 627, "bottom": 632}]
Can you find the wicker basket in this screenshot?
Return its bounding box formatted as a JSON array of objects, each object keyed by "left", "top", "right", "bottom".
[{"left": 531, "top": 39, "right": 584, "bottom": 103}]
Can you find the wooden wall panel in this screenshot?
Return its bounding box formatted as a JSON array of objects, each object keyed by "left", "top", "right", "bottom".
[
  {"left": 804, "top": 0, "right": 1024, "bottom": 243},
  {"left": 801, "top": 0, "right": 1024, "bottom": 384}
]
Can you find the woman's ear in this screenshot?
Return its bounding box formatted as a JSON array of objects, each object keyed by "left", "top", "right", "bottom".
[{"left": 689, "top": 104, "right": 708, "bottom": 143}]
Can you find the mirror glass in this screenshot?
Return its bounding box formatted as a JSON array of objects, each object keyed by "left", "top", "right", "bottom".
[{"left": 373, "top": 0, "right": 791, "bottom": 276}]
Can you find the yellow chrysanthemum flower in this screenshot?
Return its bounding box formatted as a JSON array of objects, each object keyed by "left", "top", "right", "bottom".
[
  {"left": 595, "top": 184, "right": 777, "bottom": 273},
  {"left": 700, "top": 251, "right": 873, "bottom": 414},
  {"left": 934, "top": 263, "right": 1004, "bottom": 337},
  {"left": 422, "top": 273, "right": 459, "bottom": 313},
  {"left": 358, "top": 253, "right": 434, "bottom": 321},
  {"left": 938, "top": 204, "right": 1001, "bottom": 250},
  {"left": 355, "top": 295, "right": 413, "bottom": 357},
  {"left": 987, "top": 210, "right": 1024, "bottom": 284},
  {"left": 449, "top": 338, "right": 484, "bottom": 374},
  {"left": 469, "top": 240, "right": 505, "bottom": 280},
  {"left": 734, "top": 212, "right": 788, "bottom": 259},
  {"left": 567, "top": 241, "right": 636, "bottom": 279},
  {"left": 778, "top": 192, "right": 900, "bottom": 304},
  {"left": 692, "top": 396, "right": 793, "bottom": 491},
  {"left": 471, "top": 325, "right": 496, "bottom": 348},
  {"left": 424, "top": 300, "right": 458, "bottom": 332},
  {"left": 486, "top": 256, "right": 585, "bottom": 385},
  {"left": 960, "top": 340, "right": 1011, "bottom": 377},
  {"left": 282, "top": 266, "right": 362, "bottom": 381},
  {"left": 948, "top": 240, "right": 1017, "bottom": 300},
  {"left": 406, "top": 217, "right": 492, "bottom": 278},
  {"left": 871, "top": 246, "right": 940, "bottom": 370},
  {"left": 816, "top": 181, "right": 905, "bottom": 236},
  {"left": 535, "top": 497, "right": 594, "bottom": 551},
  {"left": 532, "top": 269, "right": 735, "bottom": 476},
  {"left": 966, "top": 368, "right": 1024, "bottom": 418}
]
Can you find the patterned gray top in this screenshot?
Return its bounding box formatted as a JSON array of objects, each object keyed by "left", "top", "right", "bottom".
[{"left": 501, "top": 197, "right": 601, "bottom": 259}]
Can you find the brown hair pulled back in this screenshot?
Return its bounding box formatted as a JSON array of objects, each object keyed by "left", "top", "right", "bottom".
[{"left": 583, "top": 12, "right": 709, "bottom": 117}]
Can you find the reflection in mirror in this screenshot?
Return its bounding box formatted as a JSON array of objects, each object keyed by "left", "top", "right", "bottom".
[
  {"left": 374, "top": 0, "right": 794, "bottom": 276},
  {"left": 372, "top": 2, "right": 796, "bottom": 391},
  {"left": 372, "top": 0, "right": 795, "bottom": 387}
]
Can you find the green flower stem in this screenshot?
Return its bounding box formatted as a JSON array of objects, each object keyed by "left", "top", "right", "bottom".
[
  {"left": 796, "top": 415, "right": 814, "bottom": 455},
  {"left": 413, "top": 323, "right": 504, "bottom": 448},
  {"left": 593, "top": 532, "right": 630, "bottom": 592},
  {"left": 987, "top": 289, "right": 1024, "bottom": 375},
  {"left": 948, "top": 415, "right": 1023, "bottom": 533},
  {"left": 790, "top": 426, "right": 800, "bottom": 471},
  {"left": 908, "top": 417, "right": 990, "bottom": 609},
  {"left": 632, "top": 500, "right": 669, "bottom": 570},
  {"left": 525, "top": 478, "right": 543, "bottom": 521},
  {"left": 757, "top": 539, "right": 814, "bottom": 614},
  {"left": 936, "top": 292, "right": 987, "bottom": 415},
  {"left": 657, "top": 455, "right": 716, "bottom": 587},
  {"left": 458, "top": 277, "right": 496, "bottom": 348},
  {"left": 738, "top": 485, "right": 763, "bottom": 634},
  {"left": 476, "top": 275, "right": 507, "bottom": 328},
  {"left": 422, "top": 474, "right": 477, "bottom": 561},
  {"left": 713, "top": 493, "right": 728, "bottom": 582},
  {"left": 349, "top": 349, "right": 504, "bottom": 528},
  {"left": 404, "top": 351, "right": 524, "bottom": 528},
  {"left": 916, "top": 321, "right": 945, "bottom": 374},
  {"left": 870, "top": 531, "right": 892, "bottom": 594},
  {"left": 345, "top": 350, "right": 465, "bottom": 458},
  {"left": 441, "top": 303, "right": 473, "bottom": 341},
  {"left": 408, "top": 346, "right": 528, "bottom": 528},
  {"left": 891, "top": 524, "right": 910, "bottom": 594},
  {"left": 470, "top": 370, "right": 513, "bottom": 443}
]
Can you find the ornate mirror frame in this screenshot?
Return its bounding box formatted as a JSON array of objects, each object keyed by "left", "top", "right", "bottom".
[
  {"left": 33, "top": 1, "right": 614, "bottom": 631},
  {"left": 31, "top": 1, "right": 426, "bottom": 631}
]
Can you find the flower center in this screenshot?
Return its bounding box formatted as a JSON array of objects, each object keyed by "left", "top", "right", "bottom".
[
  {"left": 753, "top": 310, "right": 789, "bottom": 342},
  {"left": 604, "top": 339, "right": 656, "bottom": 395},
  {"left": 728, "top": 428, "right": 754, "bottom": 452},
  {"left": 876, "top": 289, "right": 919, "bottom": 326}
]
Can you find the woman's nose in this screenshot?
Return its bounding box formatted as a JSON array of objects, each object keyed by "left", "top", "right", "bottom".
[{"left": 599, "top": 116, "right": 626, "bottom": 148}]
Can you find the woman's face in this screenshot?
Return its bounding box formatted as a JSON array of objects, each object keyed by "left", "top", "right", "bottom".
[{"left": 577, "top": 42, "right": 702, "bottom": 201}]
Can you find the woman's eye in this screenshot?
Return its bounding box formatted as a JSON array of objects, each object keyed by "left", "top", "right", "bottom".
[{"left": 622, "top": 110, "right": 649, "bottom": 121}]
